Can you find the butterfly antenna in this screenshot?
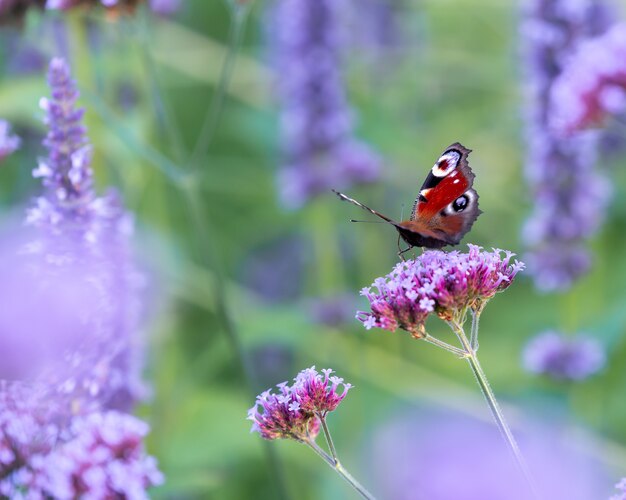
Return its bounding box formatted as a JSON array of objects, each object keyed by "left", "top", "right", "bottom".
[
  {"left": 331, "top": 189, "right": 396, "bottom": 224},
  {"left": 350, "top": 219, "right": 387, "bottom": 224}
]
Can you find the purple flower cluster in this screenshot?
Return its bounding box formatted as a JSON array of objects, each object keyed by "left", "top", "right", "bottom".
[
  {"left": 551, "top": 23, "right": 626, "bottom": 134},
  {"left": 1, "top": 409, "right": 163, "bottom": 498},
  {"left": 0, "top": 119, "right": 20, "bottom": 161},
  {"left": 611, "top": 478, "right": 626, "bottom": 500},
  {"left": 521, "top": 0, "right": 611, "bottom": 292},
  {"left": 522, "top": 331, "right": 605, "bottom": 381},
  {"left": 357, "top": 245, "right": 524, "bottom": 336},
  {"left": 0, "top": 58, "right": 160, "bottom": 496},
  {"left": 248, "top": 367, "right": 352, "bottom": 441},
  {"left": 271, "top": 0, "right": 381, "bottom": 208}
]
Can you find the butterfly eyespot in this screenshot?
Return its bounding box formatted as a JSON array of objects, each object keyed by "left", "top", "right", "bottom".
[{"left": 452, "top": 195, "right": 469, "bottom": 212}]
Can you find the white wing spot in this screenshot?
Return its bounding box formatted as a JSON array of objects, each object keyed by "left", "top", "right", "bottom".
[{"left": 453, "top": 179, "right": 460, "bottom": 184}]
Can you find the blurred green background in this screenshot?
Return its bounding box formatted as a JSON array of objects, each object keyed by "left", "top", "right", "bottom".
[{"left": 1, "top": 0, "right": 626, "bottom": 498}]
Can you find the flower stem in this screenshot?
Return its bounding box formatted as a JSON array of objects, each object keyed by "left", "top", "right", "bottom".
[
  {"left": 470, "top": 308, "right": 480, "bottom": 352},
  {"left": 304, "top": 438, "right": 377, "bottom": 500},
  {"left": 423, "top": 333, "right": 466, "bottom": 357},
  {"left": 319, "top": 414, "right": 339, "bottom": 461},
  {"left": 450, "top": 322, "right": 541, "bottom": 499},
  {"left": 188, "top": 4, "right": 248, "bottom": 170}
]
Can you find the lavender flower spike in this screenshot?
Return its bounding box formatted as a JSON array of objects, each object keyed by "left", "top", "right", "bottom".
[
  {"left": 0, "top": 119, "right": 20, "bottom": 161},
  {"left": 522, "top": 331, "right": 605, "bottom": 381},
  {"left": 248, "top": 366, "right": 352, "bottom": 441},
  {"left": 521, "top": 0, "right": 611, "bottom": 291},
  {"left": 358, "top": 245, "right": 524, "bottom": 337},
  {"left": 271, "top": 0, "right": 381, "bottom": 208}
]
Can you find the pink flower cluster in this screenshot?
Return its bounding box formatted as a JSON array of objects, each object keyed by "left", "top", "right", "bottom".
[
  {"left": 248, "top": 367, "right": 352, "bottom": 441},
  {"left": 1, "top": 409, "right": 163, "bottom": 499},
  {"left": 358, "top": 245, "right": 524, "bottom": 336},
  {"left": 551, "top": 23, "right": 626, "bottom": 134}
]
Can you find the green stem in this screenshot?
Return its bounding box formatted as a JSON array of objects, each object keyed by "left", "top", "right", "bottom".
[
  {"left": 470, "top": 308, "right": 481, "bottom": 352},
  {"left": 449, "top": 322, "right": 541, "bottom": 499},
  {"left": 423, "top": 333, "right": 466, "bottom": 357},
  {"left": 188, "top": 5, "right": 248, "bottom": 171},
  {"left": 304, "top": 439, "right": 377, "bottom": 500},
  {"left": 318, "top": 414, "right": 338, "bottom": 461}
]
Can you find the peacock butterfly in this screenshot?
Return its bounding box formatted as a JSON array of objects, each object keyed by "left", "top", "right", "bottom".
[{"left": 333, "top": 142, "right": 481, "bottom": 255}]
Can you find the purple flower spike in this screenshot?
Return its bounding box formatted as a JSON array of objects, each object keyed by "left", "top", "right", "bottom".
[
  {"left": 0, "top": 119, "right": 20, "bottom": 161},
  {"left": 611, "top": 478, "right": 626, "bottom": 500},
  {"left": 522, "top": 331, "right": 605, "bottom": 381},
  {"left": 358, "top": 245, "right": 524, "bottom": 336},
  {"left": 521, "top": 0, "right": 612, "bottom": 291},
  {"left": 551, "top": 23, "right": 626, "bottom": 134},
  {"left": 271, "top": 0, "right": 381, "bottom": 208},
  {"left": 248, "top": 366, "right": 351, "bottom": 441}
]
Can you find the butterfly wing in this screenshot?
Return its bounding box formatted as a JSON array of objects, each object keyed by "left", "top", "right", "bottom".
[{"left": 402, "top": 143, "right": 480, "bottom": 246}]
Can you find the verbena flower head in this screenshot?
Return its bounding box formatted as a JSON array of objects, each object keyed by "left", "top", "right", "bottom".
[
  {"left": 551, "top": 23, "right": 626, "bottom": 134},
  {"left": 357, "top": 245, "right": 524, "bottom": 336},
  {"left": 0, "top": 119, "right": 20, "bottom": 161},
  {"left": 2, "top": 411, "right": 163, "bottom": 498},
  {"left": 248, "top": 366, "right": 352, "bottom": 441},
  {"left": 270, "top": 0, "right": 381, "bottom": 208},
  {"left": 522, "top": 331, "right": 605, "bottom": 381}
]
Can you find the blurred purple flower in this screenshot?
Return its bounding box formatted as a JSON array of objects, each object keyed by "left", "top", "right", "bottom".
[
  {"left": 2, "top": 410, "right": 163, "bottom": 498},
  {"left": 370, "top": 411, "right": 611, "bottom": 500},
  {"left": 148, "top": 0, "right": 179, "bottom": 15},
  {"left": 551, "top": 23, "right": 626, "bottom": 134},
  {"left": 612, "top": 478, "right": 626, "bottom": 500},
  {"left": 522, "top": 331, "right": 605, "bottom": 380},
  {"left": 308, "top": 293, "right": 356, "bottom": 326},
  {"left": 0, "top": 119, "right": 20, "bottom": 161},
  {"left": 248, "top": 366, "right": 352, "bottom": 441},
  {"left": 270, "top": 0, "right": 381, "bottom": 208},
  {"left": 0, "top": 57, "right": 159, "bottom": 496},
  {"left": 521, "top": 0, "right": 612, "bottom": 292},
  {"left": 357, "top": 245, "right": 524, "bottom": 336}
]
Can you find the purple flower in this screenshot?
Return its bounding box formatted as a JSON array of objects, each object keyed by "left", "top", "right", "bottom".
[
  {"left": 248, "top": 366, "right": 352, "bottom": 441},
  {"left": 521, "top": 0, "right": 612, "bottom": 292},
  {"left": 611, "top": 478, "right": 626, "bottom": 500},
  {"left": 551, "top": 23, "right": 626, "bottom": 134},
  {"left": 0, "top": 119, "right": 20, "bottom": 161},
  {"left": 357, "top": 245, "right": 524, "bottom": 336},
  {"left": 270, "top": 0, "right": 381, "bottom": 208},
  {"left": 2, "top": 411, "right": 163, "bottom": 498},
  {"left": 370, "top": 411, "right": 611, "bottom": 500},
  {"left": 1, "top": 57, "right": 159, "bottom": 496},
  {"left": 522, "top": 331, "right": 605, "bottom": 381}
]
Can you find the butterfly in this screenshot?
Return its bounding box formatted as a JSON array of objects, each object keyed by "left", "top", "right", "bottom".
[{"left": 333, "top": 142, "right": 481, "bottom": 256}]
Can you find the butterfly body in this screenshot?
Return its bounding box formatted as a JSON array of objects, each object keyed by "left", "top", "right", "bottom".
[{"left": 333, "top": 143, "right": 481, "bottom": 251}]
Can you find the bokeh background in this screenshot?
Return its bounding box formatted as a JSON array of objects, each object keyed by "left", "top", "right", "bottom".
[{"left": 1, "top": 0, "right": 626, "bottom": 498}]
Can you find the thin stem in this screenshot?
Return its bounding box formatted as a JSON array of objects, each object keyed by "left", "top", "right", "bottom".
[
  {"left": 470, "top": 308, "right": 481, "bottom": 352},
  {"left": 423, "top": 333, "right": 467, "bottom": 357},
  {"left": 319, "top": 414, "right": 338, "bottom": 462},
  {"left": 450, "top": 322, "right": 541, "bottom": 499},
  {"left": 188, "top": 5, "right": 248, "bottom": 171},
  {"left": 304, "top": 438, "right": 377, "bottom": 500}
]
